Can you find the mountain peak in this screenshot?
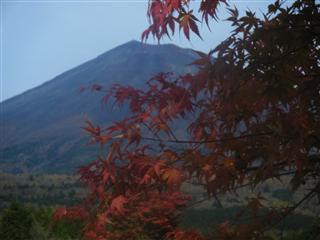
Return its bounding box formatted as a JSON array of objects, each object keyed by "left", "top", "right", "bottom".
[
  {"left": 0, "top": 40, "right": 198, "bottom": 173},
  {"left": 96, "top": 40, "right": 196, "bottom": 64},
  {"left": 113, "top": 40, "right": 142, "bottom": 49},
  {"left": 125, "top": 39, "right": 142, "bottom": 46}
]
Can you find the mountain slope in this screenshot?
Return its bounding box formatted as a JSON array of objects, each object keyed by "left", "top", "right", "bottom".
[{"left": 0, "top": 40, "right": 197, "bottom": 173}]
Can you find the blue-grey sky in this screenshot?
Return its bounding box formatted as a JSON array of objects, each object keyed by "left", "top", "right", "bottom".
[{"left": 2, "top": 0, "right": 272, "bottom": 101}]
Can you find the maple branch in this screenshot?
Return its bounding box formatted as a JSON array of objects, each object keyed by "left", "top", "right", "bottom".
[
  {"left": 186, "top": 174, "right": 318, "bottom": 237},
  {"left": 261, "top": 183, "right": 320, "bottom": 235},
  {"left": 187, "top": 170, "right": 297, "bottom": 190},
  {"left": 140, "top": 131, "right": 273, "bottom": 144}
]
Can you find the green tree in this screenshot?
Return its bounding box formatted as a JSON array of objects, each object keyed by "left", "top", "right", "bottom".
[{"left": 0, "top": 203, "right": 33, "bottom": 240}]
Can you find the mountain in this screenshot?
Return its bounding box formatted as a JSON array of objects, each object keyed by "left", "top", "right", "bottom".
[{"left": 0, "top": 40, "right": 197, "bottom": 174}]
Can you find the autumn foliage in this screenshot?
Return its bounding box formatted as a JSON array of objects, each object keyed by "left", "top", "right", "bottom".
[{"left": 54, "top": 0, "right": 320, "bottom": 239}]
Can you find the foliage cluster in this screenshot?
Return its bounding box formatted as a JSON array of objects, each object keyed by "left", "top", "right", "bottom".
[{"left": 55, "top": 0, "right": 320, "bottom": 239}]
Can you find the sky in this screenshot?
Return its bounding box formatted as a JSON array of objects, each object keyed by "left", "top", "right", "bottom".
[{"left": 1, "top": 0, "right": 273, "bottom": 101}]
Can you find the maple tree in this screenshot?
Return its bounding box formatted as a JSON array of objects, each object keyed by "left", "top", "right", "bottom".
[{"left": 54, "top": 0, "right": 320, "bottom": 239}]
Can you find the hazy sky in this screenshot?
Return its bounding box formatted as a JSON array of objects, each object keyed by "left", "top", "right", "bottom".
[{"left": 2, "top": 0, "right": 272, "bottom": 101}]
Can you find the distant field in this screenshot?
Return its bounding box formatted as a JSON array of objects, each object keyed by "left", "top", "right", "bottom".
[
  {"left": 0, "top": 173, "right": 87, "bottom": 209},
  {"left": 1, "top": 172, "right": 319, "bottom": 214},
  {"left": 0, "top": 173, "right": 319, "bottom": 239}
]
